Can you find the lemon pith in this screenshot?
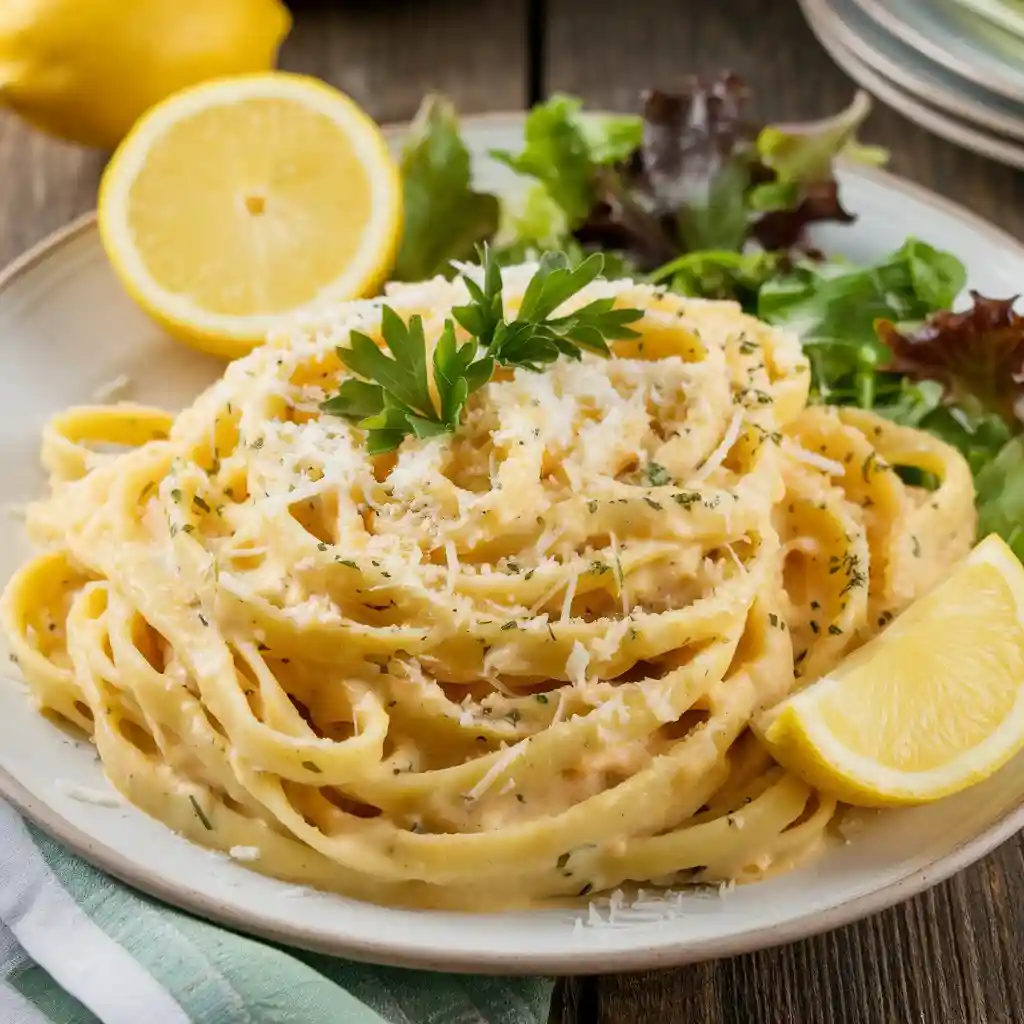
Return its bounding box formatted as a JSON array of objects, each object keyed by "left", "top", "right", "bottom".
[
  {"left": 764, "top": 534, "right": 1024, "bottom": 807},
  {"left": 97, "top": 72, "right": 403, "bottom": 359}
]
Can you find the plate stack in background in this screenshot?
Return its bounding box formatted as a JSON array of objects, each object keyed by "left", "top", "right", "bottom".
[{"left": 799, "top": 0, "right": 1024, "bottom": 168}]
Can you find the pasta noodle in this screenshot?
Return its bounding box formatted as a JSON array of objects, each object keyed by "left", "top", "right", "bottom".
[{"left": 0, "top": 266, "right": 977, "bottom": 909}]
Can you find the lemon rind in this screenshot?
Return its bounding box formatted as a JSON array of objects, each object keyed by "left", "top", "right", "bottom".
[{"left": 765, "top": 534, "right": 1024, "bottom": 806}]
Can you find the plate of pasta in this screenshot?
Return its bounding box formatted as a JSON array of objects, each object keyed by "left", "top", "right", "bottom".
[{"left": 0, "top": 91, "right": 1023, "bottom": 974}]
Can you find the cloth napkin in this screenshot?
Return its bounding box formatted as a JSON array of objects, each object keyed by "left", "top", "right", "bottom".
[{"left": 0, "top": 801, "right": 553, "bottom": 1024}]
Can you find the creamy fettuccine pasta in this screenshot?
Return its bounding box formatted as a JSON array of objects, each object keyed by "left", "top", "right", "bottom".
[{"left": 1, "top": 266, "right": 976, "bottom": 909}]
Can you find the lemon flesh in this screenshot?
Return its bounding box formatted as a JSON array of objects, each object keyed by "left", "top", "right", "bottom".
[
  {"left": 764, "top": 534, "right": 1024, "bottom": 806},
  {"left": 98, "top": 73, "right": 403, "bottom": 359}
]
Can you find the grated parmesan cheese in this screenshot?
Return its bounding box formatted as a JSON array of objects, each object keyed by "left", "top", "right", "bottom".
[
  {"left": 642, "top": 685, "right": 677, "bottom": 723},
  {"left": 723, "top": 543, "right": 747, "bottom": 576},
  {"left": 566, "top": 641, "right": 590, "bottom": 688},
  {"left": 444, "top": 540, "right": 460, "bottom": 593},
  {"left": 576, "top": 883, "right": 735, "bottom": 931},
  {"left": 693, "top": 410, "right": 743, "bottom": 482},
  {"left": 228, "top": 845, "right": 262, "bottom": 862},
  {"left": 465, "top": 741, "right": 528, "bottom": 801},
  {"left": 560, "top": 569, "right": 579, "bottom": 623},
  {"left": 788, "top": 443, "right": 846, "bottom": 477},
  {"left": 90, "top": 373, "right": 131, "bottom": 403},
  {"left": 54, "top": 779, "right": 123, "bottom": 808}
]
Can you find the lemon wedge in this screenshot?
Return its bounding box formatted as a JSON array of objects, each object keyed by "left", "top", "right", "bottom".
[
  {"left": 98, "top": 72, "right": 402, "bottom": 358},
  {"left": 764, "top": 534, "right": 1024, "bottom": 807}
]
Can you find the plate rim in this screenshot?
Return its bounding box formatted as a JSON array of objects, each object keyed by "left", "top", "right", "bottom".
[
  {"left": 1, "top": 114, "right": 1023, "bottom": 974},
  {"left": 801, "top": 0, "right": 1024, "bottom": 141},
  {"left": 850, "top": 0, "right": 1024, "bottom": 102},
  {"left": 802, "top": 0, "right": 1024, "bottom": 170}
]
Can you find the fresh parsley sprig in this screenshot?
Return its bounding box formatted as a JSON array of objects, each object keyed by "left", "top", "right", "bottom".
[
  {"left": 322, "top": 249, "right": 643, "bottom": 452},
  {"left": 321, "top": 310, "right": 492, "bottom": 454},
  {"left": 483, "top": 250, "right": 644, "bottom": 370}
]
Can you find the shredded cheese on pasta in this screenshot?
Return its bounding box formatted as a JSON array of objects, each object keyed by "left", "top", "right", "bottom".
[{"left": 0, "top": 268, "right": 976, "bottom": 910}]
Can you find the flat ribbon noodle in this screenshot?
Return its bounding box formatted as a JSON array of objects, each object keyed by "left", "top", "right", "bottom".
[{"left": 0, "top": 267, "right": 976, "bottom": 908}]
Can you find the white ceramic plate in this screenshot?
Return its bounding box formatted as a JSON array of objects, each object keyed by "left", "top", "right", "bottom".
[
  {"left": 801, "top": 0, "right": 1024, "bottom": 141},
  {"left": 803, "top": 0, "right": 1024, "bottom": 169},
  {"left": 852, "top": 0, "right": 1024, "bottom": 101},
  {"left": 950, "top": 0, "right": 1024, "bottom": 41},
  {"left": 1, "top": 116, "right": 1023, "bottom": 975}
]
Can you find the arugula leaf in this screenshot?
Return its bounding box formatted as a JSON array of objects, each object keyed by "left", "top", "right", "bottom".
[
  {"left": 757, "top": 238, "right": 967, "bottom": 405},
  {"left": 650, "top": 249, "right": 784, "bottom": 312},
  {"left": 915, "top": 406, "right": 1011, "bottom": 476},
  {"left": 393, "top": 95, "right": 501, "bottom": 281},
  {"left": 872, "top": 378, "right": 945, "bottom": 428},
  {"left": 977, "top": 435, "right": 1024, "bottom": 560}
]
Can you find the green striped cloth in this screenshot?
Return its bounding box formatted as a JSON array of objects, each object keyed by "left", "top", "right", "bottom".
[{"left": 0, "top": 802, "right": 553, "bottom": 1024}]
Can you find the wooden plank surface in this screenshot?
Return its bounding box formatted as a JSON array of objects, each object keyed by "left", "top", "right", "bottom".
[
  {"left": 0, "top": 0, "right": 529, "bottom": 266},
  {"left": 545, "top": 2, "right": 1024, "bottom": 1021}
]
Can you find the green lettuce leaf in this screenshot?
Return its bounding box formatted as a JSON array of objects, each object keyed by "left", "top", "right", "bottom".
[
  {"left": 976, "top": 435, "right": 1024, "bottom": 559},
  {"left": 757, "top": 238, "right": 967, "bottom": 406},
  {"left": 650, "top": 249, "right": 783, "bottom": 312},
  {"left": 491, "top": 95, "right": 641, "bottom": 228},
  {"left": 393, "top": 95, "right": 500, "bottom": 281},
  {"left": 753, "top": 91, "right": 888, "bottom": 211},
  {"left": 492, "top": 184, "right": 572, "bottom": 264}
]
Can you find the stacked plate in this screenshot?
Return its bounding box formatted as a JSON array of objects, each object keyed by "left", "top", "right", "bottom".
[{"left": 799, "top": 0, "right": 1024, "bottom": 168}]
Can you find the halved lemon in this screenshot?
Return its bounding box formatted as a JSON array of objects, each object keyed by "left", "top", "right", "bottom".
[
  {"left": 764, "top": 534, "right": 1024, "bottom": 806},
  {"left": 98, "top": 72, "right": 402, "bottom": 358}
]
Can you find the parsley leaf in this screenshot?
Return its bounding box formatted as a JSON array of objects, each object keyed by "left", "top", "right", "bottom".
[
  {"left": 452, "top": 245, "right": 504, "bottom": 348},
  {"left": 646, "top": 462, "right": 672, "bottom": 486},
  {"left": 322, "top": 252, "right": 643, "bottom": 452},
  {"left": 489, "top": 252, "right": 642, "bottom": 369},
  {"left": 325, "top": 311, "right": 491, "bottom": 454}
]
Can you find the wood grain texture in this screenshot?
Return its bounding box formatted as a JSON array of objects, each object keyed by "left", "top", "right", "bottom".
[
  {"left": 544, "top": 0, "right": 1024, "bottom": 238},
  {"left": 0, "top": 0, "right": 528, "bottom": 267},
  {"left": 545, "top": 1, "right": 1024, "bottom": 1021},
  {"left": 0, "top": 116, "right": 105, "bottom": 266},
  {"left": 280, "top": 0, "right": 529, "bottom": 124}
]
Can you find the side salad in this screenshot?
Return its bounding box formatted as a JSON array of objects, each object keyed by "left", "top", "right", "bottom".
[{"left": 391, "top": 74, "right": 1024, "bottom": 559}]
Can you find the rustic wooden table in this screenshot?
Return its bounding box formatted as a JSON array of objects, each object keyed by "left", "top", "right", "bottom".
[{"left": 0, "top": 1, "right": 1021, "bottom": 1021}]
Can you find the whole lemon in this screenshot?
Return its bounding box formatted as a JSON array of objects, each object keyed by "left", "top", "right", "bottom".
[{"left": 0, "top": 0, "right": 292, "bottom": 149}]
